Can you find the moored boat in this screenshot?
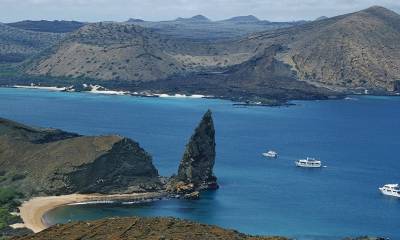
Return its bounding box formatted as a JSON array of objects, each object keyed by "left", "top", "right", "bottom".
[
  {"left": 379, "top": 184, "right": 400, "bottom": 198},
  {"left": 295, "top": 157, "right": 322, "bottom": 168},
  {"left": 262, "top": 150, "right": 278, "bottom": 158}
]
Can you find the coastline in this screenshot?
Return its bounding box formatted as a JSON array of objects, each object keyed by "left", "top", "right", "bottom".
[
  {"left": 10, "top": 85, "right": 210, "bottom": 98},
  {"left": 19, "top": 192, "right": 166, "bottom": 233},
  {"left": 2, "top": 85, "right": 339, "bottom": 107}
]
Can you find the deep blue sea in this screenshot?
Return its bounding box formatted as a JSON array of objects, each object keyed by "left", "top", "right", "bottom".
[{"left": 1, "top": 88, "right": 399, "bottom": 239}]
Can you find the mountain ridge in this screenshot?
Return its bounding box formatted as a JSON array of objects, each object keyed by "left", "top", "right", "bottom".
[
  {"left": 7, "top": 20, "right": 85, "bottom": 33},
  {"left": 176, "top": 15, "right": 210, "bottom": 22},
  {"left": 2, "top": 6, "right": 400, "bottom": 104},
  {"left": 222, "top": 15, "right": 262, "bottom": 22},
  {"left": 238, "top": 5, "right": 400, "bottom": 92}
]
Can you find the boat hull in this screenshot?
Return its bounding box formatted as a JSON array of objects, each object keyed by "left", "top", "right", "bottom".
[
  {"left": 263, "top": 153, "right": 277, "bottom": 158},
  {"left": 379, "top": 188, "right": 400, "bottom": 198},
  {"left": 295, "top": 161, "right": 321, "bottom": 168}
]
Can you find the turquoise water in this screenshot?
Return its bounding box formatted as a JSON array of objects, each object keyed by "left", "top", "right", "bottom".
[{"left": 0, "top": 88, "right": 399, "bottom": 239}]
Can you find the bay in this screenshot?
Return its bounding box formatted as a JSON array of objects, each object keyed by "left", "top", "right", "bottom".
[{"left": 1, "top": 88, "right": 399, "bottom": 239}]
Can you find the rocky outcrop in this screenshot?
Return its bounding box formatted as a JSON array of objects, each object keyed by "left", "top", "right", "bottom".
[
  {"left": 167, "top": 110, "right": 218, "bottom": 198},
  {"left": 0, "top": 118, "right": 163, "bottom": 197},
  {"left": 12, "top": 217, "right": 287, "bottom": 240},
  {"left": 60, "top": 137, "right": 162, "bottom": 194}
]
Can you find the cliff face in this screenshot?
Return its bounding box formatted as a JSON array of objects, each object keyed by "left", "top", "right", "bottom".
[
  {"left": 65, "top": 138, "right": 162, "bottom": 194},
  {"left": 167, "top": 110, "right": 218, "bottom": 198},
  {"left": 12, "top": 217, "right": 286, "bottom": 240},
  {"left": 0, "top": 118, "right": 162, "bottom": 197},
  {"left": 176, "top": 110, "right": 217, "bottom": 188}
]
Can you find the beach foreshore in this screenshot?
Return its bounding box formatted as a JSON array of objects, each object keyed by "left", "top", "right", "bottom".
[
  {"left": 19, "top": 192, "right": 166, "bottom": 233},
  {"left": 11, "top": 85, "right": 210, "bottom": 98}
]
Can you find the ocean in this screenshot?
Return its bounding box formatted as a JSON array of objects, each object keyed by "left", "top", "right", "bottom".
[{"left": 0, "top": 88, "right": 399, "bottom": 239}]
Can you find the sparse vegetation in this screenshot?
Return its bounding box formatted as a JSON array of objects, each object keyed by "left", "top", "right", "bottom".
[
  {"left": 0, "top": 24, "right": 63, "bottom": 63},
  {"left": 0, "top": 188, "right": 23, "bottom": 210},
  {"left": 0, "top": 207, "right": 18, "bottom": 230},
  {"left": 0, "top": 188, "right": 23, "bottom": 231}
]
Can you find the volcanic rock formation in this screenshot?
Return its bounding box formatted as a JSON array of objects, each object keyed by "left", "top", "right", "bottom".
[{"left": 167, "top": 110, "right": 218, "bottom": 198}]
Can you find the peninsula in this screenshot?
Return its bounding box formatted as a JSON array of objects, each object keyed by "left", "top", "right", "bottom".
[{"left": 0, "top": 110, "right": 218, "bottom": 237}]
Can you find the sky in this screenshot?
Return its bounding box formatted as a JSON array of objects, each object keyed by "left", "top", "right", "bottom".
[{"left": 0, "top": 0, "right": 399, "bottom": 23}]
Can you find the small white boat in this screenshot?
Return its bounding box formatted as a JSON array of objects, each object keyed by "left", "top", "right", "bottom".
[
  {"left": 295, "top": 157, "right": 322, "bottom": 168},
  {"left": 263, "top": 150, "right": 278, "bottom": 158},
  {"left": 379, "top": 184, "right": 400, "bottom": 198}
]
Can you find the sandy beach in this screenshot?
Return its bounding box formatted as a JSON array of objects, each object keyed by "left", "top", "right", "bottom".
[{"left": 19, "top": 192, "right": 166, "bottom": 233}]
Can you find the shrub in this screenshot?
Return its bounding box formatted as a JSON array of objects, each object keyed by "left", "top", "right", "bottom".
[
  {"left": 0, "top": 189, "right": 17, "bottom": 205},
  {"left": 11, "top": 174, "right": 25, "bottom": 182},
  {"left": 0, "top": 207, "right": 19, "bottom": 230},
  {"left": 0, "top": 188, "right": 22, "bottom": 209}
]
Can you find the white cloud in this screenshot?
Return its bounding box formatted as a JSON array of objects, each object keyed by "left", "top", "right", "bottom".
[{"left": 0, "top": 0, "right": 399, "bottom": 22}]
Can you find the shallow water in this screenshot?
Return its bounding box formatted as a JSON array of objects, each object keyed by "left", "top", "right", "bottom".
[{"left": 1, "top": 88, "right": 399, "bottom": 239}]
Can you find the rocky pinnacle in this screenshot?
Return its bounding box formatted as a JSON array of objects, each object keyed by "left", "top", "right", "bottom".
[{"left": 167, "top": 110, "right": 218, "bottom": 198}]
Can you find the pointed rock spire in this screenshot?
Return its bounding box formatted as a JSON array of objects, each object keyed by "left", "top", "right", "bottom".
[{"left": 167, "top": 110, "right": 218, "bottom": 198}]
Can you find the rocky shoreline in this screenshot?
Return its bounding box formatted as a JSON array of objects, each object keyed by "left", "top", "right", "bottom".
[
  {"left": 0, "top": 68, "right": 345, "bottom": 106},
  {"left": 6, "top": 83, "right": 400, "bottom": 109},
  {"left": 1, "top": 82, "right": 345, "bottom": 107}
]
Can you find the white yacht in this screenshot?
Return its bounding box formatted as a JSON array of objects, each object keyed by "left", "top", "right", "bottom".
[
  {"left": 263, "top": 150, "right": 278, "bottom": 158},
  {"left": 379, "top": 184, "right": 400, "bottom": 198},
  {"left": 295, "top": 157, "right": 322, "bottom": 168}
]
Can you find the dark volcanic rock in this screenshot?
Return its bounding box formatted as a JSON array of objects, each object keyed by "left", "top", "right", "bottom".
[
  {"left": 176, "top": 110, "right": 217, "bottom": 188},
  {"left": 167, "top": 110, "right": 218, "bottom": 195},
  {"left": 61, "top": 137, "right": 162, "bottom": 194},
  {"left": 184, "top": 191, "right": 200, "bottom": 200},
  {"left": 0, "top": 118, "right": 163, "bottom": 197},
  {"left": 12, "top": 217, "right": 286, "bottom": 240}
]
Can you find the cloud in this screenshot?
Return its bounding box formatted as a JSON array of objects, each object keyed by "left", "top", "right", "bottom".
[{"left": 0, "top": 0, "right": 399, "bottom": 22}]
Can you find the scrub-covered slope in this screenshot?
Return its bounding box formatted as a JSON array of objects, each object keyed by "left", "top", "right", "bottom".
[
  {"left": 242, "top": 6, "right": 400, "bottom": 92},
  {"left": 0, "top": 23, "right": 64, "bottom": 63}
]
